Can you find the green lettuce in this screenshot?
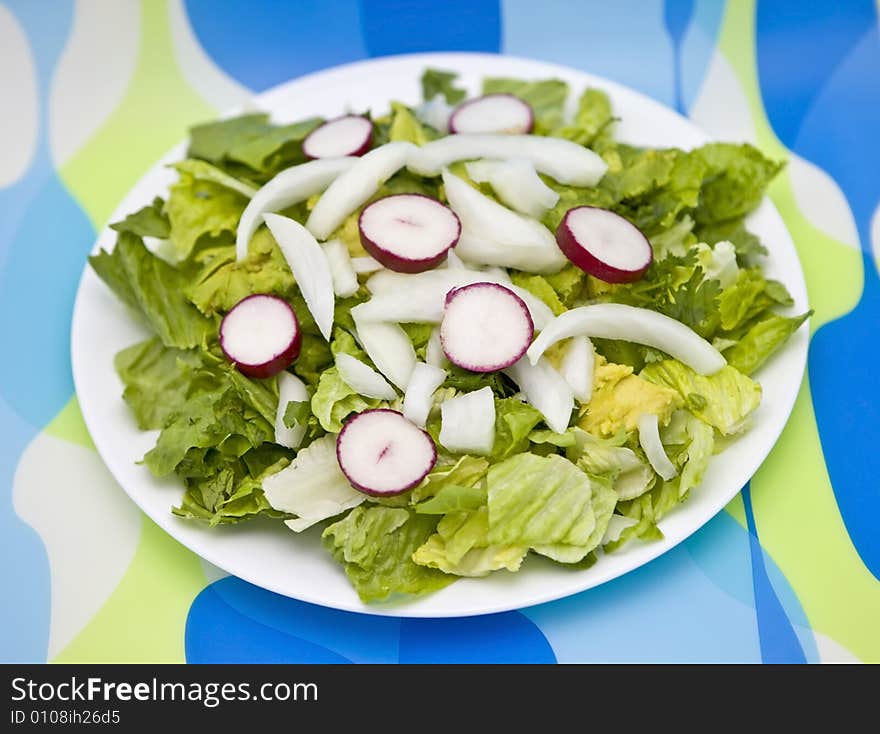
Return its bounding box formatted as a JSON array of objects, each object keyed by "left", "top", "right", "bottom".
[
  {"left": 487, "top": 454, "right": 595, "bottom": 546},
  {"left": 188, "top": 113, "right": 273, "bottom": 164},
  {"left": 725, "top": 311, "right": 810, "bottom": 375},
  {"left": 172, "top": 159, "right": 258, "bottom": 197},
  {"left": 568, "top": 428, "right": 655, "bottom": 501},
  {"left": 414, "top": 484, "right": 487, "bottom": 514},
  {"left": 165, "top": 169, "right": 248, "bottom": 259},
  {"left": 413, "top": 507, "right": 527, "bottom": 577},
  {"left": 322, "top": 506, "right": 455, "bottom": 602},
  {"left": 89, "top": 232, "right": 213, "bottom": 348},
  {"left": 491, "top": 398, "right": 545, "bottom": 460},
  {"left": 110, "top": 196, "right": 170, "bottom": 238},
  {"left": 227, "top": 118, "right": 322, "bottom": 173},
  {"left": 311, "top": 366, "right": 381, "bottom": 433},
  {"left": 556, "top": 87, "right": 615, "bottom": 147},
  {"left": 640, "top": 361, "right": 762, "bottom": 435},
  {"left": 509, "top": 273, "right": 566, "bottom": 315},
  {"left": 420, "top": 68, "right": 467, "bottom": 104},
  {"left": 387, "top": 102, "right": 437, "bottom": 145},
  {"left": 410, "top": 455, "right": 490, "bottom": 503}
]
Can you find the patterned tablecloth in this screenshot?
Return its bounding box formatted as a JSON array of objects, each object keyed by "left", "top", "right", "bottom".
[{"left": 2, "top": 0, "right": 878, "bottom": 664}]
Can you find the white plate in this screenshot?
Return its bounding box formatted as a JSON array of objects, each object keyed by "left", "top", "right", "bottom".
[{"left": 71, "top": 52, "right": 809, "bottom": 617}]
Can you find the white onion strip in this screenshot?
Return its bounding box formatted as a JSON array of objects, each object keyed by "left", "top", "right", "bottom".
[
  {"left": 306, "top": 142, "right": 416, "bottom": 240},
  {"left": 322, "top": 239, "right": 359, "bottom": 297},
  {"left": 559, "top": 336, "right": 595, "bottom": 403},
  {"left": 352, "top": 316, "right": 416, "bottom": 390},
  {"left": 527, "top": 304, "right": 726, "bottom": 375},
  {"left": 403, "top": 362, "right": 447, "bottom": 428},
  {"left": 503, "top": 357, "right": 573, "bottom": 434},
  {"left": 274, "top": 372, "right": 309, "bottom": 449},
  {"left": 263, "top": 213, "right": 335, "bottom": 341},
  {"left": 409, "top": 134, "right": 608, "bottom": 186},
  {"left": 465, "top": 158, "right": 559, "bottom": 218},
  {"left": 638, "top": 413, "right": 678, "bottom": 481},
  {"left": 335, "top": 353, "right": 397, "bottom": 399},
  {"left": 236, "top": 156, "right": 356, "bottom": 261}
]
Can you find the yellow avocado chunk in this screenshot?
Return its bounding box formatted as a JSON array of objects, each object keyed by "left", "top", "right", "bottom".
[{"left": 578, "top": 355, "right": 682, "bottom": 437}]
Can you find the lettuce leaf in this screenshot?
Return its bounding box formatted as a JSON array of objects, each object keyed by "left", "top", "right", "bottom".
[
  {"left": 509, "top": 273, "right": 566, "bottom": 315},
  {"left": 89, "top": 232, "right": 213, "bottom": 348},
  {"left": 532, "top": 475, "right": 617, "bottom": 563},
  {"left": 414, "top": 484, "right": 487, "bottom": 514},
  {"left": 172, "top": 159, "right": 258, "bottom": 197},
  {"left": 421, "top": 68, "right": 466, "bottom": 104},
  {"left": 640, "top": 360, "right": 761, "bottom": 435},
  {"left": 227, "top": 118, "right": 322, "bottom": 173},
  {"left": 387, "top": 102, "right": 437, "bottom": 145},
  {"left": 322, "top": 506, "right": 455, "bottom": 602},
  {"left": 413, "top": 507, "right": 527, "bottom": 577},
  {"left": 410, "top": 455, "right": 490, "bottom": 503},
  {"left": 165, "top": 169, "right": 248, "bottom": 259},
  {"left": 311, "top": 366, "right": 381, "bottom": 433},
  {"left": 188, "top": 113, "right": 273, "bottom": 164},
  {"left": 491, "top": 397, "right": 545, "bottom": 460},
  {"left": 183, "top": 228, "right": 295, "bottom": 315},
  {"left": 109, "top": 196, "right": 170, "bottom": 238},
  {"left": 725, "top": 311, "right": 810, "bottom": 375},
  {"left": 487, "top": 453, "right": 595, "bottom": 546},
  {"left": 113, "top": 337, "right": 203, "bottom": 430},
  {"left": 555, "top": 87, "right": 615, "bottom": 147}
]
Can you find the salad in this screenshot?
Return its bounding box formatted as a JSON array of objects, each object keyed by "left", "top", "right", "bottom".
[{"left": 90, "top": 69, "right": 809, "bottom": 603}]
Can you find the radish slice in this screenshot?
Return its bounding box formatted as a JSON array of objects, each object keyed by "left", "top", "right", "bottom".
[
  {"left": 417, "top": 93, "right": 453, "bottom": 131},
  {"left": 441, "top": 283, "right": 534, "bottom": 373},
  {"left": 219, "top": 294, "right": 301, "bottom": 378},
  {"left": 527, "top": 303, "right": 727, "bottom": 375},
  {"left": 236, "top": 156, "right": 355, "bottom": 261},
  {"left": 559, "top": 336, "right": 595, "bottom": 403},
  {"left": 557, "top": 207, "right": 653, "bottom": 283},
  {"left": 503, "top": 357, "right": 573, "bottom": 434},
  {"left": 358, "top": 194, "right": 461, "bottom": 273},
  {"left": 362, "top": 267, "right": 554, "bottom": 330},
  {"left": 439, "top": 387, "right": 496, "bottom": 455},
  {"left": 263, "top": 213, "right": 335, "bottom": 341},
  {"left": 403, "top": 362, "right": 447, "bottom": 427},
  {"left": 336, "top": 409, "right": 437, "bottom": 496},
  {"left": 425, "top": 327, "right": 447, "bottom": 368},
  {"left": 448, "top": 93, "right": 534, "bottom": 135},
  {"left": 335, "top": 353, "right": 398, "bottom": 400},
  {"left": 442, "top": 169, "right": 566, "bottom": 273},
  {"left": 322, "top": 239, "right": 359, "bottom": 298},
  {"left": 638, "top": 413, "right": 678, "bottom": 481},
  {"left": 306, "top": 141, "right": 416, "bottom": 240},
  {"left": 351, "top": 255, "right": 384, "bottom": 274},
  {"left": 466, "top": 158, "right": 559, "bottom": 218},
  {"left": 302, "top": 115, "right": 372, "bottom": 159},
  {"left": 275, "top": 372, "right": 310, "bottom": 449},
  {"left": 410, "top": 134, "right": 607, "bottom": 186},
  {"left": 352, "top": 316, "right": 416, "bottom": 390}
]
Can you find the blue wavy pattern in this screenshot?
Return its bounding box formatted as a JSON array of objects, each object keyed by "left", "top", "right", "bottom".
[
  {"left": 185, "top": 576, "right": 554, "bottom": 663},
  {"left": 757, "top": 0, "right": 880, "bottom": 580},
  {"left": 0, "top": 0, "right": 92, "bottom": 663},
  {"left": 183, "top": 0, "right": 369, "bottom": 92}
]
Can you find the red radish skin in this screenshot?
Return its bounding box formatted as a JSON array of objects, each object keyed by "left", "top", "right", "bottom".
[
  {"left": 336, "top": 409, "right": 437, "bottom": 496},
  {"left": 449, "top": 94, "right": 534, "bottom": 135},
  {"left": 556, "top": 206, "right": 653, "bottom": 283},
  {"left": 359, "top": 194, "right": 461, "bottom": 273},
  {"left": 440, "top": 282, "right": 534, "bottom": 373},
  {"left": 302, "top": 115, "right": 373, "bottom": 159},
  {"left": 219, "top": 294, "right": 301, "bottom": 378}
]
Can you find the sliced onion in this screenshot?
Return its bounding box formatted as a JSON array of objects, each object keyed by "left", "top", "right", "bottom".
[
  {"left": 322, "top": 239, "right": 359, "bottom": 297},
  {"left": 465, "top": 158, "right": 559, "bottom": 218},
  {"left": 442, "top": 169, "right": 566, "bottom": 274},
  {"left": 559, "top": 336, "right": 595, "bottom": 403},
  {"left": 357, "top": 268, "right": 553, "bottom": 329},
  {"left": 335, "top": 353, "right": 398, "bottom": 400},
  {"left": 425, "top": 326, "right": 447, "bottom": 368},
  {"left": 402, "top": 362, "right": 447, "bottom": 428},
  {"left": 503, "top": 357, "right": 573, "bottom": 434},
  {"left": 439, "top": 387, "right": 496, "bottom": 455},
  {"left": 638, "top": 413, "right": 678, "bottom": 481},
  {"left": 306, "top": 141, "right": 416, "bottom": 240},
  {"left": 274, "top": 371, "right": 309, "bottom": 449},
  {"left": 351, "top": 255, "right": 384, "bottom": 274},
  {"left": 352, "top": 315, "right": 416, "bottom": 390},
  {"left": 527, "top": 303, "right": 727, "bottom": 375},
  {"left": 409, "top": 134, "right": 607, "bottom": 186},
  {"left": 236, "top": 156, "right": 356, "bottom": 261},
  {"left": 263, "top": 213, "right": 335, "bottom": 341}
]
